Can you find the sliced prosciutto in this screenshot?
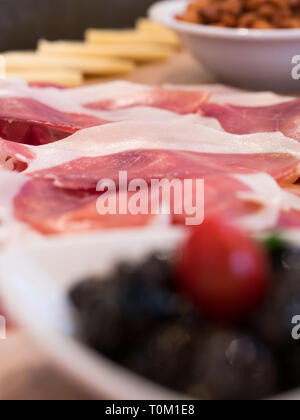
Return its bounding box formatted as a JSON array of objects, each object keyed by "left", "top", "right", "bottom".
[
  {"left": 1, "top": 80, "right": 300, "bottom": 238},
  {"left": 14, "top": 171, "right": 300, "bottom": 235},
  {"left": 201, "top": 99, "right": 300, "bottom": 142},
  {"left": 0, "top": 80, "right": 211, "bottom": 146},
  {"left": 12, "top": 175, "right": 256, "bottom": 235},
  {"left": 13, "top": 179, "right": 155, "bottom": 235},
  {"left": 166, "top": 83, "right": 292, "bottom": 107},
  {"left": 83, "top": 88, "right": 210, "bottom": 114},
  {"left": 20, "top": 120, "right": 300, "bottom": 176},
  {"left": 0, "top": 97, "right": 107, "bottom": 146},
  {"left": 0, "top": 138, "right": 35, "bottom": 171},
  {"left": 28, "top": 149, "right": 300, "bottom": 190},
  {"left": 3, "top": 118, "right": 299, "bottom": 235}
]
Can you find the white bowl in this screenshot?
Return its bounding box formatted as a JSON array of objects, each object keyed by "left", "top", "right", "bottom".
[
  {"left": 149, "top": 0, "right": 300, "bottom": 92},
  {"left": 0, "top": 228, "right": 186, "bottom": 400},
  {"left": 1, "top": 228, "right": 300, "bottom": 400}
]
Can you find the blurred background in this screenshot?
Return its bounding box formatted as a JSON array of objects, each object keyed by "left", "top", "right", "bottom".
[{"left": 0, "top": 0, "right": 157, "bottom": 51}]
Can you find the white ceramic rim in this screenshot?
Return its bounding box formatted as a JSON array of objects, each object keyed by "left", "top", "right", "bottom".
[
  {"left": 149, "top": 0, "right": 300, "bottom": 40},
  {"left": 0, "top": 228, "right": 186, "bottom": 400},
  {"left": 1, "top": 227, "right": 300, "bottom": 400}
]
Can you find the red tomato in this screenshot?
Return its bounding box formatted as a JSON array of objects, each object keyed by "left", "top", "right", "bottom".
[{"left": 176, "top": 218, "right": 270, "bottom": 321}]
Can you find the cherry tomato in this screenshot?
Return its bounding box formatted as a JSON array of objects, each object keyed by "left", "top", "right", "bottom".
[{"left": 176, "top": 218, "right": 270, "bottom": 321}]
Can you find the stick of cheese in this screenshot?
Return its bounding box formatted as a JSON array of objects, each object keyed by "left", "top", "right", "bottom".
[
  {"left": 4, "top": 51, "right": 135, "bottom": 76},
  {"left": 136, "top": 19, "right": 180, "bottom": 47},
  {"left": 6, "top": 69, "right": 83, "bottom": 87},
  {"left": 85, "top": 26, "right": 179, "bottom": 48},
  {"left": 38, "top": 40, "right": 174, "bottom": 63}
]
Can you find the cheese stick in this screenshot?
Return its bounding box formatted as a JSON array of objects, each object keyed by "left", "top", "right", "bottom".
[
  {"left": 6, "top": 69, "right": 83, "bottom": 87},
  {"left": 4, "top": 51, "right": 135, "bottom": 76},
  {"left": 85, "top": 27, "right": 179, "bottom": 48},
  {"left": 38, "top": 40, "right": 174, "bottom": 63},
  {"left": 136, "top": 19, "right": 181, "bottom": 47}
]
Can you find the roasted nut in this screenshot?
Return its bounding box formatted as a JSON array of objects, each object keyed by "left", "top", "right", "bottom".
[
  {"left": 257, "top": 4, "right": 277, "bottom": 19},
  {"left": 252, "top": 19, "right": 274, "bottom": 29},
  {"left": 281, "top": 17, "right": 300, "bottom": 28},
  {"left": 264, "top": 0, "right": 285, "bottom": 8},
  {"left": 177, "top": 11, "right": 200, "bottom": 23},
  {"left": 177, "top": 0, "right": 300, "bottom": 29},
  {"left": 200, "top": 3, "right": 222, "bottom": 23},
  {"left": 221, "top": 0, "right": 243, "bottom": 16},
  {"left": 289, "top": 0, "right": 300, "bottom": 8},
  {"left": 220, "top": 12, "right": 238, "bottom": 26},
  {"left": 271, "top": 8, "right": 292, "bottom": 27},
  {"left": 246, "top": 0, "right": 266, "bottom": 10},
  {"left": 238, "top": 12, "right": 259, "bottom": 27},
  {"left": 178, "top": 2, "right": 202, "bottom": 23}
]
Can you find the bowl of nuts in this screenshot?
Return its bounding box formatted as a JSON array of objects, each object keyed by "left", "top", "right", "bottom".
[{"left": 149, "top": 0, "right": 300, "bottom": 91}]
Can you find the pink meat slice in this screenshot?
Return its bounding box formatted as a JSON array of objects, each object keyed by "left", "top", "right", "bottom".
[
  {"left": 29, "top": 148, "right": 300, "bottom": 190},
  {"left": 29, "top": 82, "right": 67, "bottom": 89},
  {"left": 84, "top": 88, "right": 210, "bottom": 114},
  {"left": 13, "top": 146, "right": 300, "bottom": 234},
  {"left": 0, "top": 97, "right": 108, "bottom": 146},
  {"left": 3, "top": 81, "right": 300, "bottom": 236},
  {"left": 0, "top": 138, "right": 35, "bottom": 171},
  {"left": 13, "top": 179, "right": 154, "bottom": 234},
  {"left": 200, "top": 99, "right": 300, "bottom": 141},
  {"left": 0, "top": 138, "right": 35, "bottom": 161},
  {"left": 13, "top": 175, "right": 255, "bottom": 235},
  {"left": 18, "top": 173, "right": 300, "bottom": 235}
]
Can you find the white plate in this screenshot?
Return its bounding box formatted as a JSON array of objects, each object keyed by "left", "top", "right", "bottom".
[
  {"left": 149, "top": 0, "right": 300, "bottom": 91},
  {"left": 0, "top": 227, "right": 187, "bottom": 400},
  {"left": 1, "top": 226, "right": 300, "bottom": 400}
]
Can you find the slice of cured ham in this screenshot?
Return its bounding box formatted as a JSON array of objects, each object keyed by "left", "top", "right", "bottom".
[
  {"left": 0, "top": 116, "right": 299, "bottom": 234},
  {"left": 83, "top": 87, "right": 210, "bottom": 114},
  {"left": 28, "top": 149, "right": 300, "bottom": 191},
  {"left": 0, "top": 96, "right": 107, "bottom": 146},
  {"left": 201, "top": 99, "right": 300, "bottom": 142},
  {"left": 12, "top": 175, "right": 254, "bottom": 235},
  {"left": 13, "top": 179, "right": 155, "bottom": 234},
  {"left": 165, "top": 83, "right": 292, "bottom": 106},
  {"left": 0, "top": 80, "right": 212, "bottom": 147},
  {"left": 13, "top": 171, "right": 300, "bottom": 235},
  {"left": 0, "top": 138, "right": 35, "bottom": 171},
  {"left": 1, "top": 80, "right": 300, "bottom": 237},
  {"left": 11, "top": 154, "right": 300, "bottom": 235},
  {"left": 0, "top": 80, "right": 293, "bottom": 148},
  {"left": 18, "top": 120, "right": 300, "bottom": 175},
  {"left": 65, "top": 81, "right": 210, "bottom": 110}
]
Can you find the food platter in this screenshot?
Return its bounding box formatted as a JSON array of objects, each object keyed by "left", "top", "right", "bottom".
[
  {"left": 2, "top": 1, "right": 300, "bottom": 401},
  {"left": 1, "top": 77, "right": 300, "bottom": 399}
]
